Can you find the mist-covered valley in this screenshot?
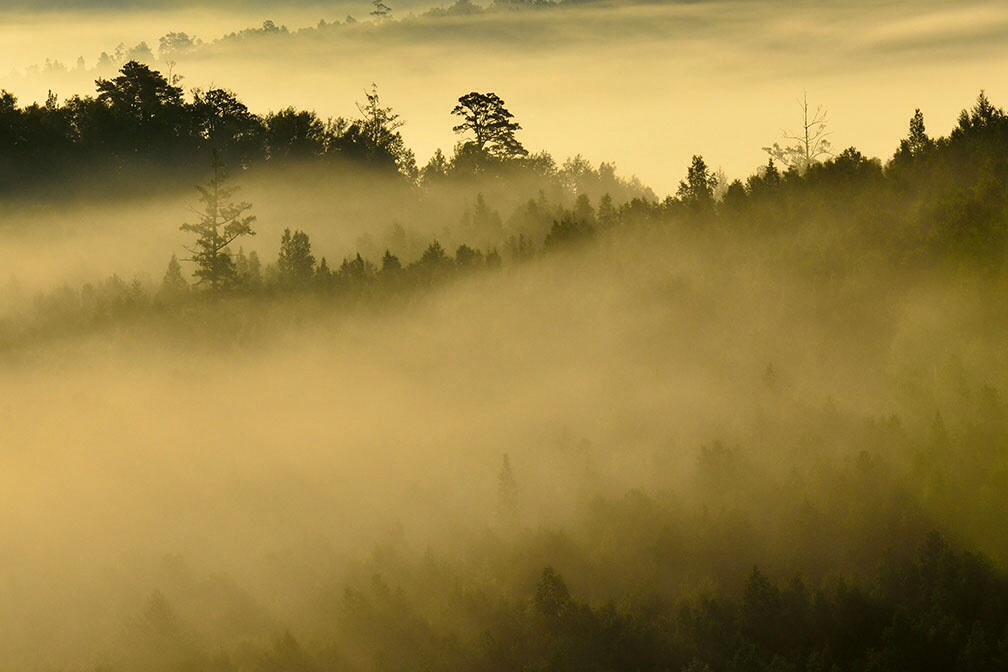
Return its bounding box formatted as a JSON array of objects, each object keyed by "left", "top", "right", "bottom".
[{"left": 4, "top": 2, "right": 1008, "bottom": 672}]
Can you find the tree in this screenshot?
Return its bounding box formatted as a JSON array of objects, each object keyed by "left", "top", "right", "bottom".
[
  {"left": 94, "top": 60, "right": 189, "bottom": 156},
  {"left": 497, "top": 453, "right": 517, "bottom": 524},
  {"left": 180, "top": 155, "right": 256, "bottom": 289},
  {"left": 339, "top": 253, "right": 376, "bottom": 284},
  {"left": 544, "top": 214, "right": 593, "bottom": 249},
  {"left": 763, "top": 91, "right": 832, "bottom": 173},
  {"left": 191, "top": 87, "right": 265, "bottom": 165},
  {"left": 371, "top": 0, "right": 392, "bottom": 20},
  {"left": 159, "top": 254, "right": 189, "bottom": 300},
  {"left": 332, "top": 84, "right": 415, "bottom": 175},
  {"left": 897, "top": 108, "right": 932, "bottom": 158},
  {"left": 234, "top": 247, "right": 262, "bottom": 286},
  {"left": 746, "top": 158, "right": 782, "bottom": 199},
  {"left": 451, "top": 92, "right": 527, "bottom": 160},
  {"left": 277, "top": 228, "right": 316, "bottom": 285},
  {"left": 951, "top": 90, "right": 1006, "bottom": 139},
  {"left": 381, "top": 249, "right": 402, "bottom": 275},
  {"left": 157, "top": 32, "right": 198, "bottom": 61},
  {"left": 420, "top": 148, "right": 450, "bottom": 183},
  {"left": 677, "top": 154, "right": 717, "bottom": 208},
  {"left": 265, "top": 108, "right": 326, "bottom": 161},
  {"left": 533, "top": 566, "right": 571, "bottom": 619},
  {"left": 455, "top": 244, "right": 484, "bottom": 268}
]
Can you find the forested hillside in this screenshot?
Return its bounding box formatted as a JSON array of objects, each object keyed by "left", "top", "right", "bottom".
[{"left": 2, "top": 59, "right": 1008, "bottom": 672}]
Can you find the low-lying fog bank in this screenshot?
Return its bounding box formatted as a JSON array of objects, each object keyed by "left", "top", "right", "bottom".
[{"left": 1, "top": 215, "right": 1006, "bottom": 669}]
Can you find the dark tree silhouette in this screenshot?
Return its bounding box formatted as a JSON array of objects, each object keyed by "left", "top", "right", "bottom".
[
  {"left": 180, "top": 155, "right": 255, "bottom": 289},
  {"left": 953, "top": 90, "right": 1005, "bottom": 138},
  {"left": 451, "top": 92, "right": 527, "bottom": 160},
  {"left": 191, "top": 87, "right": 264, "bottom": 165},
  {"left": 676, "top": 154, "right": 717, "bottom": 208},
  {"left": 265, "top": 108, "right": 326, "bottom": 161},
  {"left": 371, "top": 0, "right": 391, "bottom": 20},
  {"left": 897, "top": 108, "right": 932, "bottom": 158},
  {"left": 332, "top": 84, "right": 415, "bottom": 175},
  {"left": 94, "top": 60, "right": 188, "bottom": 157},
  {"left": 277, "top": 228, "right": 316, "bottom": 285}
]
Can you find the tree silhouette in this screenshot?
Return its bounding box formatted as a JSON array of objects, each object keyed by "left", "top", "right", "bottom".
[
  {"left": 533, "top": 566, "right": 571, "bottom": 619},
  {"left": 94, "top": 60, "right": 188, "bottom": 156},
  {"left": 333, "top": 84, "right": 415, "bottom": 175},
  {"left": 277, "top": 228, "right": 316, "bottom": 285},
  {"left": 497, "top": 453, "right": 518, "bottom": 524},
  {"left": 371, "top": 0, "right": 392, "bottom": 20},
  {"left": 898, "top": 109, "right": 932, "bottom": 158},
  {"left": 265, "top": 108, "right": 326, "bottom": 161},
  {"left": 180, "top": 154, "right": 255, "bottom": 289},
  {"left": 677, "top": 154, "right": 717, "bottom": 208},
  {"left": 953, "top": 90, "right": 1005, "bottom": 137},
  {"left": 451, "top": 92, "right": 527, "bottom": 160},
  {"left": 191, "top": 87, "right": 264, "bottom": 165},
  {"left": 159, "top": 254, "right": 189, "bottom": 300},
  {"left": 763, "top": 91, "right": 832, "bottom": 173}
]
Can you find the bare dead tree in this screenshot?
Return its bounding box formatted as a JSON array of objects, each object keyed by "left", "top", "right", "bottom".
[{"left": 763, "top": 91, "right": 832, "bottom": 173}]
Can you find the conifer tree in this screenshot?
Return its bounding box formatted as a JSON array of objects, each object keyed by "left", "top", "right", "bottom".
[
  {"left": 159, "top": 254, "right": 189, "bottom": 300},
  {"left": 180, "top": 154, "right": 255, "bottom": 289},
  {"left": 277, "top": 228, "right": 315, "bottom": 285}
]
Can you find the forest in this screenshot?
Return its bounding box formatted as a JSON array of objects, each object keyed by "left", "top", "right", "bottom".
[{"left": 1, "top": 49, "right": 1008, "bottom": 672}]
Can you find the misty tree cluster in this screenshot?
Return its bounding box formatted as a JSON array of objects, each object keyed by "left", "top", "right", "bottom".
[
  {"left": 4, "top": 63, "right": 1008, "bottom": 349},
  {"left": 18, "top": 0, "right": 604, "bottom": 79}
]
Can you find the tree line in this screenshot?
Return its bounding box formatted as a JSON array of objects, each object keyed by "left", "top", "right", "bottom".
[
  {"left": 0, "top": 61, "right": 537, "bottom": 194},
  {"left": 4, "top": 64, "right": 1008, "bottom": 347}
]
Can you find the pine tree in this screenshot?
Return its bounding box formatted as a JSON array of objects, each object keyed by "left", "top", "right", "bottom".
[
  {"left": 597, "top": 193, "right": 617, "bottom": 229},
  {"left": 497, "top": 453, "right": 518, "bottom": 524},
  {"left": 676, "top": 155, "right": 717, "bottom": 208},
  {"left": 180, "top": 155, "right": 255, "bottom": 289},
  {"left": 898, "top": 109, "right": 932, "bottom": 158},
  {"left": 451, "top": 92, "right": 527, "bottom": 160},
  {"left": 159, "top": 254, "right": 188, "bottom": 300},
  {"left": 370, "top": 0, "right": 391, "bottom": 21},
  {"left": 277, "top": 228, "right": 315, "bottom": 285}
]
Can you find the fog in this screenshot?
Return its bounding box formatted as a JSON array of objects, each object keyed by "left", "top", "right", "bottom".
[
  {"left": 3, "top": 189, "right": 1008, "bottom": 668},
  {"left": 2, "top": 1, "right": 1008, "bottom": 671},
  {"left": 3, "top": 0, "right": 1008, "bottom": 193}
]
